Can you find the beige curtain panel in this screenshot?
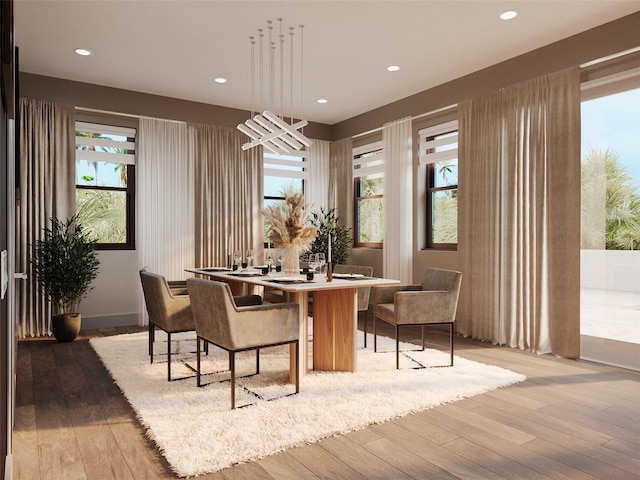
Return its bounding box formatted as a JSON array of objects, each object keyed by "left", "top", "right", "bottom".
[
  {"left": 188, "top": 123, "right": 264, "bottom": 268},
  {"left": 329, "top": 137, "right": 353, "bottom": 229},
  {"left": 457, "top": 67, "right": 581, "bottom": 358},
  {"left": 17, "top": 98, "right": 76, "bottom": 338}
]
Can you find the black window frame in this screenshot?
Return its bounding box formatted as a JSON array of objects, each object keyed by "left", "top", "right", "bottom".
[{"left": 75, "top": 123, "right": 136, "bottom": 250}]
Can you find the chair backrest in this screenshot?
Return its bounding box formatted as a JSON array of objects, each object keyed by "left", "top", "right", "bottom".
[
  {"left": 421, "top": 268, "right": 462, "bottom": 293},
  {"left": 333, "top": 264, "right": 374, "bottom": 312},
  {"left": 139, "top": 269, "right": 193, "bottom": 331},
  {"left": 187, "top": 277, "right": 299, "bottom": 351}
]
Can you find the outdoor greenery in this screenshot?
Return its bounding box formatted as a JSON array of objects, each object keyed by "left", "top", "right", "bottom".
[
  {"left": 31, "top": 215, "right": 100, "bottom": 314},
  {"left": 310, "top": 207, "right": 352, "bottom": 265},
  {"left": 358, "top": 177, "right": 384, "bottom": 243},
  {"left": 75, "top": 130, "right": 128, "bottom": 243},
  {"left": 432, "top": 189, "right": 458, "bottom": 243},
  {"left": 581, "top": 148, "right": 640, "bottom": 250},
  {"left": 76, "top": 189, "right": 127, "bottom": 243}
]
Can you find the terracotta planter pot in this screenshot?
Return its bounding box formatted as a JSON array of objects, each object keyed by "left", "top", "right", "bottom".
[{"left": 52, "top": 313, "right": 81, "bottom": 342}]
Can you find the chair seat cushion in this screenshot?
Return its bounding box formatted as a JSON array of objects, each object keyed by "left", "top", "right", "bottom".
[{"left": 374, "top": 303, "right": 397, "bottom": 325}]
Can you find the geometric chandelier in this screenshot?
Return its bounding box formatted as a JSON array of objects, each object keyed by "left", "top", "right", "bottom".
[{"left": 237, "top": 19, "right": 313, "bottom": 155}]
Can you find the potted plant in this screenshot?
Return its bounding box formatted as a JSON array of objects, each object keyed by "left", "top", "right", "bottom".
[
  {"left": 310, "top": 207, "right": 352, "bottom": 265},
  {"left": 31, "top": 214, "right": 100, "bottom": 342}
]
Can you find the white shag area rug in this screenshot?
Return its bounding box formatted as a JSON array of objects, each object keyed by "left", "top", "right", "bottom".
[{"left": 90, "top": 330, "right": 525, "bottom": 477}]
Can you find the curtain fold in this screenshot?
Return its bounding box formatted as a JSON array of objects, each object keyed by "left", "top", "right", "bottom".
[
  {"left": 457, "top": 67, "right": 581, "bottom": 357},
  {"left": 329, "top": 137, "right": 353, "bottom": 228},
  {"left": 188, "top": 123, "right": 263, "bottom": 268},
  {"left": 137, "top": 117, "right": 193, "bottom": 324},
  {"left": 17, "top": 98, "right": 76, "bottom": 337},
  {"left": 305, "top": 139, "right": 331, "bottom": 213},
  {"left": 383, "top": 117, "right": 413, "bottom": 284}
]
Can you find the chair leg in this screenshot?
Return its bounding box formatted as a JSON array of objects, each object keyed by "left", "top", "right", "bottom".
[
  {"left": 149, "top": 322, "right": 155, "bottom": 363},
  {"left": 196, "top": 337, "right": 201, "bottom": 387},
  {"left": 450, "top": 324, "right": 454, "bottom": 366},
  {"left": 362, "top": 311, "right": 368, "bottom": 348},
  {"left": 373, "top": 316, "right": 378, "bottom": 352},
  {"left": 421, "top": 325, "right": 425, "bottom": 351},
  {"left": 204, "top": 340, "right": 209, "bottom": 356},
  {"left": 256, "top": 348, "right": 260, "bottom": 374},
  {"left": 230, "top": 352, "right": 236, "bottom": 410},
  {"left": 294, "top": 340, "right": 300, "bottom": 394},
  {"left": 167, "top": 332, "right": 172, "bottom": 381},
  {"left": 396, "top": 325, "right": 400, "bottom": 370}
]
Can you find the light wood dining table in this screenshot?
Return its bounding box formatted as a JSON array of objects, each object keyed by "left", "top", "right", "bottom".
[{"left": 185, "top": 267, "right": 399, "bottom": 381}]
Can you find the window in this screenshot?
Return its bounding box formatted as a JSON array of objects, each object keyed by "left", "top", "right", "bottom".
[
  {"left": 353, "top": 142, "right": 384, "bottom": 248},
  {"left": 263, "top": 151, "right": 306, "bottom": 242},
  {"left": 420, "top": 121, "right": 458, "bottom": 249},
  {"left": 75, "top": 122, "right": 136, "bottom": 249}
]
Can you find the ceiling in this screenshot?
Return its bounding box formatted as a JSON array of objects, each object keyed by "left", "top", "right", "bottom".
[{"left": 13, "top": 1, "right": 640, "bottom": 125}]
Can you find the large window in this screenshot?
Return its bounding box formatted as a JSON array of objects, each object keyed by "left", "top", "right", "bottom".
[
  {"left": 263, "top": 151, "right": 306, "bottom": 241},
  {"left": 420, "top": 121, "right": 458, "bottom": 249},
  {"left": 353, "top": 142, "right": 384, "bottom": 248},
  {"left": 75, "top": 122, "right": 136, "bottom": 249}
]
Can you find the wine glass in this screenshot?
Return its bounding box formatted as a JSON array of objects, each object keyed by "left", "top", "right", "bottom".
[
  {"left": 246, "top": 249, "right": 255, "bottom": 268},
  {"left": 316, "top": 253, "right": 326, "bottom": 273},
  {"left": 308, "top": 254, "right": 318, "bottom": 274},
  {"left": 233, "top": 250, "right": 242, "bottom": 270},
  {"left": 277, "top": 250, "right": 284, "bottom": 271},
  {"left": 265, "top": 250, "right": 274, "bottom": 272}
]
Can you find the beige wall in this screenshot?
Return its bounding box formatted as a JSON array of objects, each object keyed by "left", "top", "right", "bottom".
[{"left": 18, "top": 11, "right": 640, "bottom": 326}]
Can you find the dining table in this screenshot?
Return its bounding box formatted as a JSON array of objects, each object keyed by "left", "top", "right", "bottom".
[{"left": 185, "top": 266, "right": 400, "bottom": 382}]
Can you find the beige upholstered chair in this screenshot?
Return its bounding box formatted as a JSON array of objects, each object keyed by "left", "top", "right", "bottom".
[
  {"left": 371, "top": 268, "right": 462, "bottom": 369},
  {"left": 140, "top": 269, "right": 261, "bottom": 382},
  {"left": 139, "top": 270, "right": 195, "bottom": 381},
  {"left": 333, "top": 264, "right": 374, "bottom": 347},
  {"left": 187, "top": 278, "right": 300, "bottom": 409}
]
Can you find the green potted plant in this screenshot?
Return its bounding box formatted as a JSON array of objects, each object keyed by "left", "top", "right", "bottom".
[
  {"left": 31, "top": 214, "right": 100, "bottom": 342},
  {"left": 310, "top": 207, "right": 352, "bottom": 265}
]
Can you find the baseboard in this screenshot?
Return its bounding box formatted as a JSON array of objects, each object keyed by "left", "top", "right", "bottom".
[
  {"left": 580, "top": 334, "right": 640, "bottom": 371},
  {"left": 81, "top": 313, "right": 139, "bottom": 330}
]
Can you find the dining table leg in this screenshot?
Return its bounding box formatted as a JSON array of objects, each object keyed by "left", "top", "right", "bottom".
[
  {"left": 312, "top": 288, "right": 358, "bottom": 372},
  {"left": 288, "top": 290, "right": 309, "bottom": 383}
]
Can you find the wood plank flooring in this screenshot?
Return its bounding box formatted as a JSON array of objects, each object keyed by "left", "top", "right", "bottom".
[{"left": 12, "top": 321, "right": 640, "bottom": 480}]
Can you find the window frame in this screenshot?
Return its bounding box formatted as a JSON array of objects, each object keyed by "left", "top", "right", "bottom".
[
  {"left": 420, "top": 121, "right": 458, "bottom": 251},
  {"left": 353, "top": 142, "right": 384, "bottom": 249},
  {"left": 262, "top": 151, "right": 306, "bottom": 247},
  {"left": 75, "top": 121, "right": 136, "bottom": 250}
]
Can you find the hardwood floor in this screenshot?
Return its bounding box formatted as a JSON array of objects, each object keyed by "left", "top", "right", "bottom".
[{"left": 13, "top": 321, "right": 640, "bottom": 480}]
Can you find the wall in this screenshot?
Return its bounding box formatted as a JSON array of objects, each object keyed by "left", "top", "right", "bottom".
[{"left": 18, "top": 11, "right": 640, "bottom": 327}]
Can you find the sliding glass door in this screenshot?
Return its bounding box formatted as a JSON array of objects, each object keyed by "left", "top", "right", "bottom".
[{"left": 580, "top": 74, "right": 640, "bottom": 370}]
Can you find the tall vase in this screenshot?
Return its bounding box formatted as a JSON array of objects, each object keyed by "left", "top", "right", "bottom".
[{"left": 282, "top": 246, "right": 300, "bottom": 275}]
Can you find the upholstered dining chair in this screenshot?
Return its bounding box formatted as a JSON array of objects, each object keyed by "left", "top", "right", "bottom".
[
  {"left": 139, "top": 269, "right": 196, "bottom": 381},
  {"left": 332, "top": 264, "right": 374, "bottom": 347},
  {"left": 371, "top": 268, "right": 462, "bottom": 369},
  {"left": 187, "top": 277, "right": 300, "bottom": 409},
  {"left": 140, "top": 269, "right": 263, "bottom": 382}
]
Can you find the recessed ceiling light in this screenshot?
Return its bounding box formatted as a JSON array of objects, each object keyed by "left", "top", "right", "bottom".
[
  {"left": 74, "top": 48, "right": 91, "bottom": 56},
  {"left": 500, "top": 10, "right": 517, "bottom": 20},
  {"left": 317, "top": 98, "right": 328, "bottom": 104},
  {"left": 214, "top": 77, "right": 227, "bottom": 84},
  {"left": 387, "top": 65, "right": 400, "bottom": 72}
]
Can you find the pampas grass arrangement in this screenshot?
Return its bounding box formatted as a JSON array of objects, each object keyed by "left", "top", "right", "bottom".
[{"left": 263, "top": 192, "right": 317, "bottom": 250}]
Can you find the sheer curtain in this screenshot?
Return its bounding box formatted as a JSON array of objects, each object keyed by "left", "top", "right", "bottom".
[
  {"left": 188, "top": 123, "right": 263, "bottom": 267},
  {"left": 17, "top": 98, "right": 76, "bottom": 337},
  {"left": 383, "top": 117, "right": 413, "bottom": 283},
  {"left": 305, "top": 139, "right": 330, "bottom": 213},
  {"left": 329, "top": 137, "right": 353, "bottom": 228},
  {"left": 137, "top": 117, "right": 193, "bottom": 295},
  {"left": 457, "top": 67, "right": 581, "bottom": 357}
]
